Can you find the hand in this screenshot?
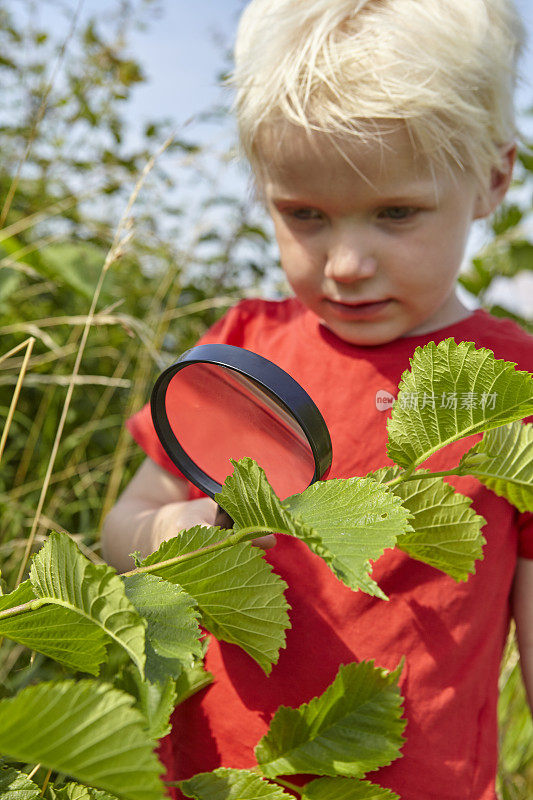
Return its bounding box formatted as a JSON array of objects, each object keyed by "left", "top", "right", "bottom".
[{"left": 214, "top": 505, "right": 276, "bottom": 550}]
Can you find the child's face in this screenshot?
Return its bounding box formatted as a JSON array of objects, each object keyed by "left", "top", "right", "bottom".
[{"left": 260, "top": 124, "right": 487, "bottom": 346}]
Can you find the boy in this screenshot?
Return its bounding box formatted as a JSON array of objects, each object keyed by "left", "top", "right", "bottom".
[{"left": 102, "top": 1, "right": 533, "bottom": 797}]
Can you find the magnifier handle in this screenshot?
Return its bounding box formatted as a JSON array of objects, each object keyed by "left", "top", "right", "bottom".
[
  {"left": 214, "top": 504, "right": 234, "bottom": 529},
  {"left": 214, "top": 504, "right": 276, "bottom": 550}
]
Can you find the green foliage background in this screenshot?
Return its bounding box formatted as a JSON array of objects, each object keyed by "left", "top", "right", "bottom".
[{"left": 0, "top": 1, "right": 532, "bottom": 797}]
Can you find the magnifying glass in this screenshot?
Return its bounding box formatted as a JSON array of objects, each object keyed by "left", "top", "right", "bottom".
[{"left": 150, "top": 344, "right": 332, "bottom": 527}]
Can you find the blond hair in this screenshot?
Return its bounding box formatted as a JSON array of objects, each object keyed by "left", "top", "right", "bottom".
[{"left": 228, "top": 0, "right": 526, "bottom": 198}]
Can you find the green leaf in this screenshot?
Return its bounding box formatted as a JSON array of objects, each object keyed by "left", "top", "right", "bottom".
[
  {"left": 218, "top": 459, "right": 411, "bottom": 600},
  {"left": 469, "top": 239, "right": 533, "bottom": 280},
  {"left": 0, "top": 767, "right": 41, "bottom": 799},
  {"left": 48, "top": 784, "right": 118, "bottom": 800},
  {"left": 174, "top": 659, "right": 214, "bottom": 706},
  {"left": 180, "top": 769, "right": 292, "bottom": 800},
  {"left": 285, "top": 478, "right": 412, "bottom": 599},
  {"left": 27, "top": 532, "right": 146, "bottom": 676},
  {"left": 117, "top": 668, "right": 177, "bottom": 740},
  {"left": 491, "top": 204, "right": 523, "bottom": 236},
  {"left": 0, "top": 581, "right": 107, "bottom": 675},
  {"left": 142, "top": 641, "right": 185, "bottom": 686},
  {"left": 255, "top": 661, "right": 406, "bottom": 779},
  {"left": 138, "top": 526, "right": 290, "bottom": 675},
  {"left": 0, "top": 681, "right": 164, "bottom": 800},
  {"left": 518, "top": 147, "right": 533, "bottom": 172},
  {"left": 370, "top": 467, "right": 486, "bottom": 581},
  {"left": 482, "top": 305, "right": 533, "bottom": 336},
  {"left": 122, "top": 573, "right": 202, "bottom": 683},
  {"left": 386, "top": 339, "right": 533, "bottom": 469},
  {"left": 458, "top": 259, "right": 492, "bottom": 296},
  {"left": 135, "top": 677, "right": 176, "bottom": 741},
  {"left": 215, "top": 458, "right": 318, "bottom": 542},
  {"left": 37, "top": 242, "right": 104, "bottom": 300},
  {"left": 301, "top": 777, "right": 399, "bottom": 800},
  {"left": 506, "top": 241, "right": 533, "bottom": 275},
  {"left": 458, "top": 422, "right": 533, "bottom": 513}
]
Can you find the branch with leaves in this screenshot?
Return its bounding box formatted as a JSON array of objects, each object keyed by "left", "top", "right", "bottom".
[{"left": 0, "top": 338, "right": 532, "bottom": 799}]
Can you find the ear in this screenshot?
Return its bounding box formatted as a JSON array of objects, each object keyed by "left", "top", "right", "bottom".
[{"left": 473, "top": 143, "right": 517, "bottom": 219}]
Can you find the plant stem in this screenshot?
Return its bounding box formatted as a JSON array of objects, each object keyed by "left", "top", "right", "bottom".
[
  {"left": 0, "top": 337, "right": 35, "bottom": 465},
  {"left": 0, "top": 525, "right": 274, "bottom": 618},
  {"left": 27, "top": 763, "right": 41, "bottom": 780},
  {"left": 0, "top": 599, "right": 43, "bottom": 622},
  {"left": 384, "top": 467, "right": 462, "bottom": 488},
  {"left": 120, "top": 526, "right": 277, "bottom": 578},
  {"left": 40, "top": 767, "right": 52, "bottom": 797}
]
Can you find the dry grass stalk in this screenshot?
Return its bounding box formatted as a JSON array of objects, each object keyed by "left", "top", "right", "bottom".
[
  {"left": 0, "top": 343, "right": 78, "bottom": 373},
  {"left": 1, "top": 311, "right": 151, "bottom": 333},
  {"left": 0, "top": 374, "right": 132, "bottom": 388},
  {"left": 161, "top": 295, "right": 237, "bottom": 322},
  {"left": 5, "top": 445, "right": 136, "bottom": 505},
  {"left": 0, "top": 337, "right": 35, "bottom": 465},
  {"left": 13, "top": 385, "right": 56, "bottom": 490},
  {"left": 27, "top": 764, "right": 42, "bottom": 782},
  {"left": 0, "top": 195, "right": 81, "bottom": 245},
  {"left": 0, "top": 337, "right": 37, "bottom": 366}
]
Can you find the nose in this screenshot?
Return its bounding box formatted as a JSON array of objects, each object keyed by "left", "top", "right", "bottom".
[{"left": 323, "top": 230, "right": 377, "bottom": 283}]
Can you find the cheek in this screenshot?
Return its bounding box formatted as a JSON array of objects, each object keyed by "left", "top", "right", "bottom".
[
  {"left": 384, "top": 240, "right": 428, "bottom": 289},
  {"left": 283, "top": 260, "right": 320, "bottom": 293},
  {"left": 387, "top": 229, "right": 460, "bottom": 290},
  {"left": 277, "top": 234, "right": 322, "bottom": 280}
]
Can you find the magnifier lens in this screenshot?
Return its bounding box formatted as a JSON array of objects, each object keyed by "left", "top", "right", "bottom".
[{"left": 165, "top": 363, "right": 315, "bottom": 498}]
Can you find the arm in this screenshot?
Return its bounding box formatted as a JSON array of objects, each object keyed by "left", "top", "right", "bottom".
[
  {"left": 512, "top": 557, "right": 533, "bottom": 711},
  {"left": 101, "top": 457, "right": 276, "bottom": 573},
  {"left": 100, "top": 457, "right": 217, "bottom": 573}
]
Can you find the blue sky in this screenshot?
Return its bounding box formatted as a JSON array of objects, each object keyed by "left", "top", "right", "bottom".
[{"left": 126, "top": 1, "right": 245, "bottom": 135}]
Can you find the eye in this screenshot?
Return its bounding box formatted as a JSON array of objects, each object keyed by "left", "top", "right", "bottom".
[
  {"left": 286, "top": 207, "right": 323, "bottom": 221},
  {"left": 380, "top": 206, "right": 418, "bottom": 221}
]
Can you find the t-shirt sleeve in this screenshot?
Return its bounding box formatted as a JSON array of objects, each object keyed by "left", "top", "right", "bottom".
[{"left": 125, "top": 300, "right": 253, "bottom": 489}]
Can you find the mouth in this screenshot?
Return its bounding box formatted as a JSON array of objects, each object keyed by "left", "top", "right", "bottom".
[
  {"left": 328, "top": 298, "right": 388, "bottom": 307},
  {"left": 324, "top": 298, "right": 392, "bottom": 318}
]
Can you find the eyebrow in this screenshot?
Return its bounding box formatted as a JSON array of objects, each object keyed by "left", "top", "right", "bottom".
[
  {"left": 266, "top": 179, "right": 441, "bottom": 207},
  {"left": 269, "top": 189, "right": 438, "bottom": 208}
]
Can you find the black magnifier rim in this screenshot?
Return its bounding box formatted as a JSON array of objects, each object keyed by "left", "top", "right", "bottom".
[{"left": 150, "top": 343, "right": 332, "bottom": 499}]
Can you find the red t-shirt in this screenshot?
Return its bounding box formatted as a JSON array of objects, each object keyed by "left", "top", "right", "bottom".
[{"left": 127, "top": 298, "right": 533, "bottom": 800}]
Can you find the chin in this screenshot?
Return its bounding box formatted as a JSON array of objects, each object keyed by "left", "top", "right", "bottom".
[{"left": 321, "top": 319, "right": 401, "bottom": 347}]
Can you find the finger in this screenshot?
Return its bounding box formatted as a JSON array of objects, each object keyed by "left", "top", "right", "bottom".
[
  {"left": 214, "top": 507, "right": 234, "bottom": 529},
  {"left": 251, "top": 534, "right": 277, "bottom": 549}
]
